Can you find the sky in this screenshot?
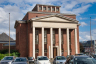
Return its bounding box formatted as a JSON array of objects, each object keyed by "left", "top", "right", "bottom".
[{"left": 0, "top": 0, "right": 96, "bottom": 41}]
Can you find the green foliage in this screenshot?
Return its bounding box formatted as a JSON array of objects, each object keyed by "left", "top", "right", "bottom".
[{"left": 0, "top": 49, "right": 20, "bottom": 60}]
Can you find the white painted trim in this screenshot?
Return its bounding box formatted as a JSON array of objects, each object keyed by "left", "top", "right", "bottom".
[
  {"left": 33, "top": 27, "right": 35, "bottom": 58},
  {"left": 42, "top": 27, "right": 44, "bottom": 56},
  {"left": 59, "top": 28, "right": 61, "bottom": 56},
  {"left": 75, "top": 28, "right": 78, "bottom": 54},
  {"left": 67, "top": 28, "right": 70, "bottom": 55}
]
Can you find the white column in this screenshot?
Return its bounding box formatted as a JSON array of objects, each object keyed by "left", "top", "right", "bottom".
[
  {"left": 46, "top": 6, "right": 48, "bottom": 12},
  {"left": 38, "top": 5, "right": 39, "bottom": 11},
  {"left": 59, "top": 28, "right": 61, "bottom": 56},
  {"left": 42, "top": 6, "right": 43, "bottom": 11},
  {"left": 59, "top": 7, "right": 60, "bottom": 12},
  {"left": 55, "top": 7, "right": 56, "bottom": 12},
  {"left": 67, "top": 28, "right": 70, "bottom": 55},
  {"left": 50, "top": 28, "right": 53, "bottom": 58},
  {"left": 51, "top": 7, "right": 52, "bottom": 12},
  {"left": 42, "top": 27, "right": 44, "bottom": 56},
  {"left": 75, "top": 28, "right": 78, "bottom": 54},
  {"left": 33, "top": 27, "right": 35, "bottom": 58}
]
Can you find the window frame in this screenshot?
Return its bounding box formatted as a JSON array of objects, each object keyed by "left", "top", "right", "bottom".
[
  {"left": 53, "top": 30, "right": 55, "bottom": 44},
  {"left": 35, "top": 30, "right": 39, "bottom": 44},
  {"left": 44, "top": 30, "right": 47, "bottom": 44},
  {"left": 43, "top": 7, "right": 46, "bottom": 10},
  {"left": 39, "top": 7, "right": 42, "bottom": 10},
  {"left": 52, "top": 8, "right": 55, "bottom": 11},
  {"left": 48, "top": 7, "right": 51, "bottom": 11}
]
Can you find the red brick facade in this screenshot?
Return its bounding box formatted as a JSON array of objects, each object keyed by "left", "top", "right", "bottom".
[{"left": 15, "top": 4, "right": 80, "bottom": 58}]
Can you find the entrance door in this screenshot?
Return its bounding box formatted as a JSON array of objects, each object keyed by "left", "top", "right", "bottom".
[{"left": 53, "top": 47, "right": 57, "bottom": 58}]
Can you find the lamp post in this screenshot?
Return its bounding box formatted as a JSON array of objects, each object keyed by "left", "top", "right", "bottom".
[
  {"left": 90, "top": 17, "right": 92, "bottom": 55},
  {"left": 9, "top": 13, "right": 10, "bottom": 56}
]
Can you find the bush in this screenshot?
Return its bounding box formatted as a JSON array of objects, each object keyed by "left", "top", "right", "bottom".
[{"left": 0, "top": 49, "right": 20, "bottom": 60}]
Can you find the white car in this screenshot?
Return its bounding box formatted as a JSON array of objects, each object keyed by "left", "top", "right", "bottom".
[
  {"left": 34, "top": 56, "right": 51, "bottom": 64},
  {"left": 53, "top": 56, "right": 66, "bottom": 64}
]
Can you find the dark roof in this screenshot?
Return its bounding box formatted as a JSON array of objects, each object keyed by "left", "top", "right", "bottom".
[{"left": 0, "top": 33, "right": 14, "bottom": 41}]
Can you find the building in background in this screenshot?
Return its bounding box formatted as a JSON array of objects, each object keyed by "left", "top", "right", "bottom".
[
  {"left": 0, "top": 33, "right": 16, "bottom": 50},
  {"left": 14, "top": 4, "right": 80, "bottom": 58},
  {"left": 80, "top": 40, "right": 96, "bottom": 55}
]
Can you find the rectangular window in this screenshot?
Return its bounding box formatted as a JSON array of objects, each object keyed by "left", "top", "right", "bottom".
[
  {"left": 48, "top": 7, "right": 51, "bottom": 11},
  {"left": 44, "top": 49, "right": 47, "bottom": 53},
  {"left": 52, "top": 8, "right": 55, "bottom": 11},
  {"left": 53, "top": 30, "right": 55, "bottom": 44},
  {"left": 62, "top": 49, "right": 64, "bottom": 52},
  {"left": 61, "top": 31, "right": 63, "bottom": 44},
  {"left": 69, "top": 31, "right": 71, "bottom": 44},
  {"left": 44, "top": 30, "right": 47, "bottom": 44},
  {"left": 35, "top": 30, "right": 39, "bottom": 44},
  {"left": 39, "top": 7, "right": 42, "bottom": 10},
  {"left": 56, "top": 8, "right": 59, "bottom": 11},
  {"left": 35, "top": 49, "right": 39, "bottom": 53},
  {"left": 44, "top": 7, "right": 46, "bottom": 10}
]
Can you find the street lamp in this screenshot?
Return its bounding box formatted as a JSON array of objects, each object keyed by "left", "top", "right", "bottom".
[
  {"left": 90, "top": 17, "right": 93, "bottom": 55},
  {"left": 9, "top": 13, "right": 10, "bottom": 56}
]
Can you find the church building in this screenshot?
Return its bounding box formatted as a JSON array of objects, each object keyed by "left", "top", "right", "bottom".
[{"left": 14, "top": 4, "right": 80, "bottom": 58}]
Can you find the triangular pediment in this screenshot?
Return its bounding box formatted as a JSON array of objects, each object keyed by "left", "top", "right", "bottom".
[{"left": 31, "top": 14, "right": 78, "bottom": 23}]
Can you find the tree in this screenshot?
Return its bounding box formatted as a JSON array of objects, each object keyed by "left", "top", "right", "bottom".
[{"left": 80, "top": 43, "right": 85, "bottom": 53}]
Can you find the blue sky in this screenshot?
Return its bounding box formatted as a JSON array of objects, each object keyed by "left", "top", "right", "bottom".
[{"left": 0, "top": 0, "right": 96, "bottom": 41}]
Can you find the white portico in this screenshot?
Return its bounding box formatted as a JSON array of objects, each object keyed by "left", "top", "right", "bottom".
[{"left": 30, "top": 14, "right": 79, "bottom": 58}]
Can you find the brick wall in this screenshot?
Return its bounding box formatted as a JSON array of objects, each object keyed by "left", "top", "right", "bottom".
[{"left": 70, "top": 29, "right": 75, "bottom": 55}]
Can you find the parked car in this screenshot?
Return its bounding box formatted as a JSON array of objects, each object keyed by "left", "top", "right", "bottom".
[
  {"left": 34, "top": 56, "right": 51, "bottom": 64},
  {"left": 75, "top": 53, "right": 85, "bottom": 56},
  {"left": 28, "top": 57, "right": 34, "bottom": 63},
  {"left": 53, "top": 56, "right": 66, "bottom": 64},
  {"left": 12, "top": 57, "right": 29, "bottom": 64},
  {"left": 92, "top": 54, "right": 96, "bottom": 59},
  {"left": 66, "top": 55, "right": 96, "bottom": 64},
  {"left": 0, "top": 56, "right": 15, "bottom": 64}
]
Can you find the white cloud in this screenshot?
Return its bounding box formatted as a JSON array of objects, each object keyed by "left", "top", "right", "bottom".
[
  {"left": 79, "top": 29, "right": 96, "bottom": 41},
  {"left": 80, "top": 17, "right": 87, "bottom": 20},
  {"left": 0, "top": 0, "right": 95, "bottom": 40},
  {"left": 80, "top": 22, "right": 87, "bottom": 27},
  {"left": 77, "top": 0, "right": 96, "bottom": 3},
  {"left": 92, "top": 18, "right": 96, "bottom": 21}
]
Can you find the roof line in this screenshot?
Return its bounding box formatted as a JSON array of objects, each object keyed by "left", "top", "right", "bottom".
[
  {"left": 28, "top": 11, "right": 76, "bottom": 16},
  {"left": 36, "top": 4, "right": 61, "bottom": 7}
]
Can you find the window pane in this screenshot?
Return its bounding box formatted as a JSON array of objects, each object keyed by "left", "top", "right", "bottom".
[
  {"left": 52, "top": 8, "right": 55, "bottom": 11},
  {"left": 35, "top": 30, "right": 39, "bottom": 44},
  {"left": 39, "top": 7, "right": 42, "bottom": 10},
  {"left": 44, "top": 30, "right": 47, "bottom": 44},
  {"left": 56, "top": 8, "right": 59, "bottom": 11},
  {"left": 48, "top": 7, "right": 50, "bottom": 10},
  {"left": 44, "top": 7, "right": 46, "bottom": 10}
]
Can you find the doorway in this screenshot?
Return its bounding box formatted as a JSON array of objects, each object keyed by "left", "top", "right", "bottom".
[{"left": 53, "top": 47, "right": 57, "bottom": 58}]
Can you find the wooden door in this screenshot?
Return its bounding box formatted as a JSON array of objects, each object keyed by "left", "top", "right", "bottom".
[{"left": 53, "top": 48, "right": 57, "bottom": 58}]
